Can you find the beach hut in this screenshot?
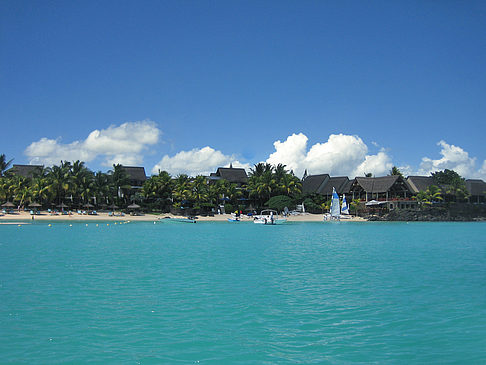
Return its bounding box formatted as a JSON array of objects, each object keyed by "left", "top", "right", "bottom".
[
  {"left": 1, "top": 201, "right": 15, "bottom": 213},
  {"left": 28, "top": 202, "right": 42, "bottom": 214},
  {"left": 127, "top": 203, "right": 141, "bottom": 216}
]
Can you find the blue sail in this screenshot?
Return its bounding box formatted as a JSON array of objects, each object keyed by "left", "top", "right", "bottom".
[
  {"left": 341, "top": 194, "right": 349, "bottom": 215},
  {"left": 330, "top": 187, "right": 341, "bottom": 217}
]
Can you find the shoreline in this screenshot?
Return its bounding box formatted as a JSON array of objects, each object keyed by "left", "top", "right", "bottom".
[{"left": 0, "top": 211, "right": 367, "bottom": 223}]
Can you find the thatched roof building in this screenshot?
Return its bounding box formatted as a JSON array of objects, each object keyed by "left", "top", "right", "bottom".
[
  {"left": 8, "top": 164, "right": 44, "bottom": 178},
  {"left": 302, "top": 174, "right": 352, "bottom": 199},
  {"left": 210, "top": 167, "right": 248, "bottom": 185},
  {"left": 120, "top": 166, "right": 147, "bottom": 187},
  {"left": 466, "top": 179, "right": 486, "bottom": 203},
  {"left": 406, "top": 176, "right": 435, "bottom": 194},
  {"left": 302, "top": 174, "right": 330, "bottom": 194},
  {"left": 350, "top": 176, "right": 412, "bottom": 201}
]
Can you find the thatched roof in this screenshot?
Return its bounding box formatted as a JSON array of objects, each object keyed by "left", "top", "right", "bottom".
[
  {"left": 406, "top": 176, "right": 434, "bottom": 193},
  {"left": 9, "top": 164, "right": 44, "bottom": 178},
  {"left": 120, "top": 166, "right": 147, "bottom": 183},
  {"left": 353, "top": 176, "right": 403, "bottom": 193},
  {"left": 302, "top": 174, "right": 329, "bottom": 194},
  {"left": 213, "top": 167, "right": 248, "bottom": 183},
  {"left": 320, "top": 176, "right": 350, "bottom": 195},
  {"left": 466, "top": 179, "right": 486, "bottom": 196}
]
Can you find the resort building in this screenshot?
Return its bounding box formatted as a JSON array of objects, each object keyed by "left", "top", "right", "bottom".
[
  {"left": 209, "top": 166, "right": 248, "bottom": 186},
  {"left": 8, "top": 164, "right": 44, "bottom": 178},
  {"left": 119, "top": 166, "right": 147, "bottom": 189},
  {"left": 406, "top": 176, "right": 435, "bottom": 194},
  {"left": 302, "top": 174, "right": 352, "bottom": 200},
  {"left": 349, "top": 175, "right": 413, "bottom": 201},
  {"left": 466, "top": 179, "right": 486, "bottom": 203}
]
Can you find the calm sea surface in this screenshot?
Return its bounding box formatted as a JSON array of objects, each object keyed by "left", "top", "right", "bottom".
[{"left": 1, "top": 221, "right": 485, "bottom": 364}]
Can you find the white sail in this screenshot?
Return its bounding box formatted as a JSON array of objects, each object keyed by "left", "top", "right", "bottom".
[
  {"left": 341, "top": 194, "right": 349, "bottom": 215},
  {"left": 330, "top": 187, "right": 341, "bottom": 218}
]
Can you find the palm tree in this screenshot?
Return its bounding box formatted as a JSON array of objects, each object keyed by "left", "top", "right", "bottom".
[
  {"left": 250, "top": 162, "right": 273, "bottom": 177},
  {"left": 142, "top": 171, "right": 173, "bottom": 210},
  {"left": 109, "top": 164, "right": 131, "bottom": 204},
  {"left": 191, "top": 175, "right": 209, "bottom": 209},
  {"left": 389, "top": 166, "right": 403, "bottom": 177},
  {"left": 0, "top": 154, "right": 13, "bottom": 177},
  {"left": 92, "top": 171, "right": 110, "bottom": 206},
  {"left": 172, "top": 174, "right": 192, "bottom": 207},
  {"left": 47, "top": 164, "right": 71, "bottom": 204},
  {"left": 11, "top": 175, "right": 30, "bottom": 207}
]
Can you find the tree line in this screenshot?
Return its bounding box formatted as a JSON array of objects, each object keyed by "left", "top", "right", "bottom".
[{"left": 0, "top": 155, "right": 302, "bottom": 213}]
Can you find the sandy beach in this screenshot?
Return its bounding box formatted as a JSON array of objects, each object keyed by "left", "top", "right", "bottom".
[{"left": 0, "top": 211, "right": 366, "bottom": 223}]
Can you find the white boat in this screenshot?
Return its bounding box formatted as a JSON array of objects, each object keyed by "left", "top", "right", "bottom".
[
  {"left": 253, "top": 209, "right": 287, "bottom": 225},
  {"left": 227, "top": 213, "right": 240, "bottom": 222},
  {"left": 159, "top": 216, "right": 197, "bottom": 223}
]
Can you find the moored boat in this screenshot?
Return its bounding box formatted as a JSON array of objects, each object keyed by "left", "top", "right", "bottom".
[{"left": 253, "top": 209, "right": 286, "bottom": 225}]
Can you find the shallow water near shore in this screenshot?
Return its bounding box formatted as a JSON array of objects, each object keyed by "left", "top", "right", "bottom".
[{"left": 1, "top": 221, "right": 485, "bottom": 363}]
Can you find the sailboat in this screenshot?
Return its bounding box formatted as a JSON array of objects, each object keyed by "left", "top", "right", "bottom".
[
  {"left": 324, "top": 187, "right": 341, "bottom": 221},
  {"left": 340, "top": 194, "right": 351, "bottom": 219}
]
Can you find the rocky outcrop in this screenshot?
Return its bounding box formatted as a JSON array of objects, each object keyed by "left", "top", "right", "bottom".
[{"left": 368, "top": 204, "right": 486, "bottom": 222}]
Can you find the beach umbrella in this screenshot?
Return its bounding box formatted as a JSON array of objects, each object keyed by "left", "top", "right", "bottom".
[
  {"left": 83, "top": 203, "right": 94, "bottom": 208},
  {"left": 2, "top": 201, "right": 15, "bottom": 207},
  {"left": 57, "top": 203, "right": 69, "bottom": 208},
  {"left": 127, "top": 203, "right": 140, "bottom": 209},
  {"left": 365, "top": 200, "right": 382, "bottom": 206},
  {"left": 29, "top": 202, "right": 42, "bottom": 208},
  {"left": 108, "top": 203, "right": 119, "bottom": 211}
]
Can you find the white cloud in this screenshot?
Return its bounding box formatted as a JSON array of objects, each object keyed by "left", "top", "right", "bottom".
[
  {"left": 152, "top": 146, "right": 250, "bottom": 176},
  {"left": 266, "top": 133, "right": 308, "bottom": 173},
  {"left": 479, "top": 160, "right": 486, "bottom": 178},
  {"left": 418, "top": 140, "right": 476, "bottom": 177},
  {"left": 265, "top": 133, "right": 392, "bottom": 178},
  {"left": 25, "top": 120, "right": 160, "bottom": 166}
]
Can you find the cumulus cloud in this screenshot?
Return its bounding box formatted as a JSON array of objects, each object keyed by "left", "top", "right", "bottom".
[
  {"left": 417, "top": 140, "right": 476, "bottom": 177},
  {"left": 25, "top": 120, "right": 160, "bottom": 166},
  {"left": 265, "top": 133, "right": 392, "bottom": 178},
  {"left": 152, "top": 146, "right": 250, "bottom": 176}
]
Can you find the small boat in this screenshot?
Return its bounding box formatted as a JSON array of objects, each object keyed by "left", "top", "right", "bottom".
[
  {"left": 227, "top": 213, "right": 240, "bottom": 222},
  {"left": 253, "top": 209, "right": 286, "bottom": 225},
  {"left": 159, "top": 216, "right": 197, "bottom": 223}
]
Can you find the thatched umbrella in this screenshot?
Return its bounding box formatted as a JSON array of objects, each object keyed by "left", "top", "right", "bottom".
[
  {"left": 108, "top": 203, "right": 118, "bottom": 210},
  {"left": 127, "top": 203, "right": 140, "bottom": 209},
  {"left": 57, "top": 202, "right": 69, "bottom": 212},
  {"left": 29, "top": 202, "right": 42, "bottom": 207},
  {"left": 1, "top": 201, "right": 15, "bottom": 207}
]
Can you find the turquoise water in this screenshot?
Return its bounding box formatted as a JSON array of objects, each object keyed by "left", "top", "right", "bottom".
[{"left": 1, "top": 221, "right": 485, "bottom": 364}]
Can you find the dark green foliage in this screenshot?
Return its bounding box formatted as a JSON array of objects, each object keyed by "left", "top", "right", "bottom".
[
  {"left": 431, "top": 169, "right": 469, "bottom": 201},
  {"left": 265, "top": 195, "right": 294, "bottom": 212}
]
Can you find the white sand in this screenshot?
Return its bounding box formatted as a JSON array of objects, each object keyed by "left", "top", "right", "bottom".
[{"left": 1, "top": 211, "right": 366, "bottom": 223}]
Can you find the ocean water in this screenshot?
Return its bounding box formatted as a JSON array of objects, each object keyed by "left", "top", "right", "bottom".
[{"left": 0, "top": 220, "right": 485, "bottom": 364}]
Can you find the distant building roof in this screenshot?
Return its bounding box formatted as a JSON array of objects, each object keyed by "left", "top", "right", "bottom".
[
  {"left": 353, "top": 176, "right": 405, "bottom": 193},
  {"left": 120, "top": 166, "right": 147, "bottom": 183},
  {"left": 466, "top": 179, "right": 486, "bottom": 196},
  {"left": 320, "top": 176, "right": 350, "bottom": 195},
  {"left": 9, "top": 164, "right": 44, "bottom": 178},
  {"left": 302, "top": 174, "right": 329, "bottom": 194},
  {"left": 213, "top": 167, "right": 248, "bottom": 183},
  {"left": 406, "top": 176, "right": 435, "bottom": 193}
]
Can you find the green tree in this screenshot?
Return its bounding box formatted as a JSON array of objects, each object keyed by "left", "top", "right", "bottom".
[
  {"left": 389, "top": 166, "right": 403, "bottom": 177},
  {"left": 0, "top": 154, "right": 13, "bottom": 177},
  {"left": 265, "top": 195, "right": 294, "bottom": 212},
  {"left": 431, "top": 169, "right": 469, "bottom": 201}
]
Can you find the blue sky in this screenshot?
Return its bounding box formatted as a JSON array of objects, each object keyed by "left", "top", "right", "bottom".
[{"left": 1, "top": 1, "right": 485, "bottom": 178}]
